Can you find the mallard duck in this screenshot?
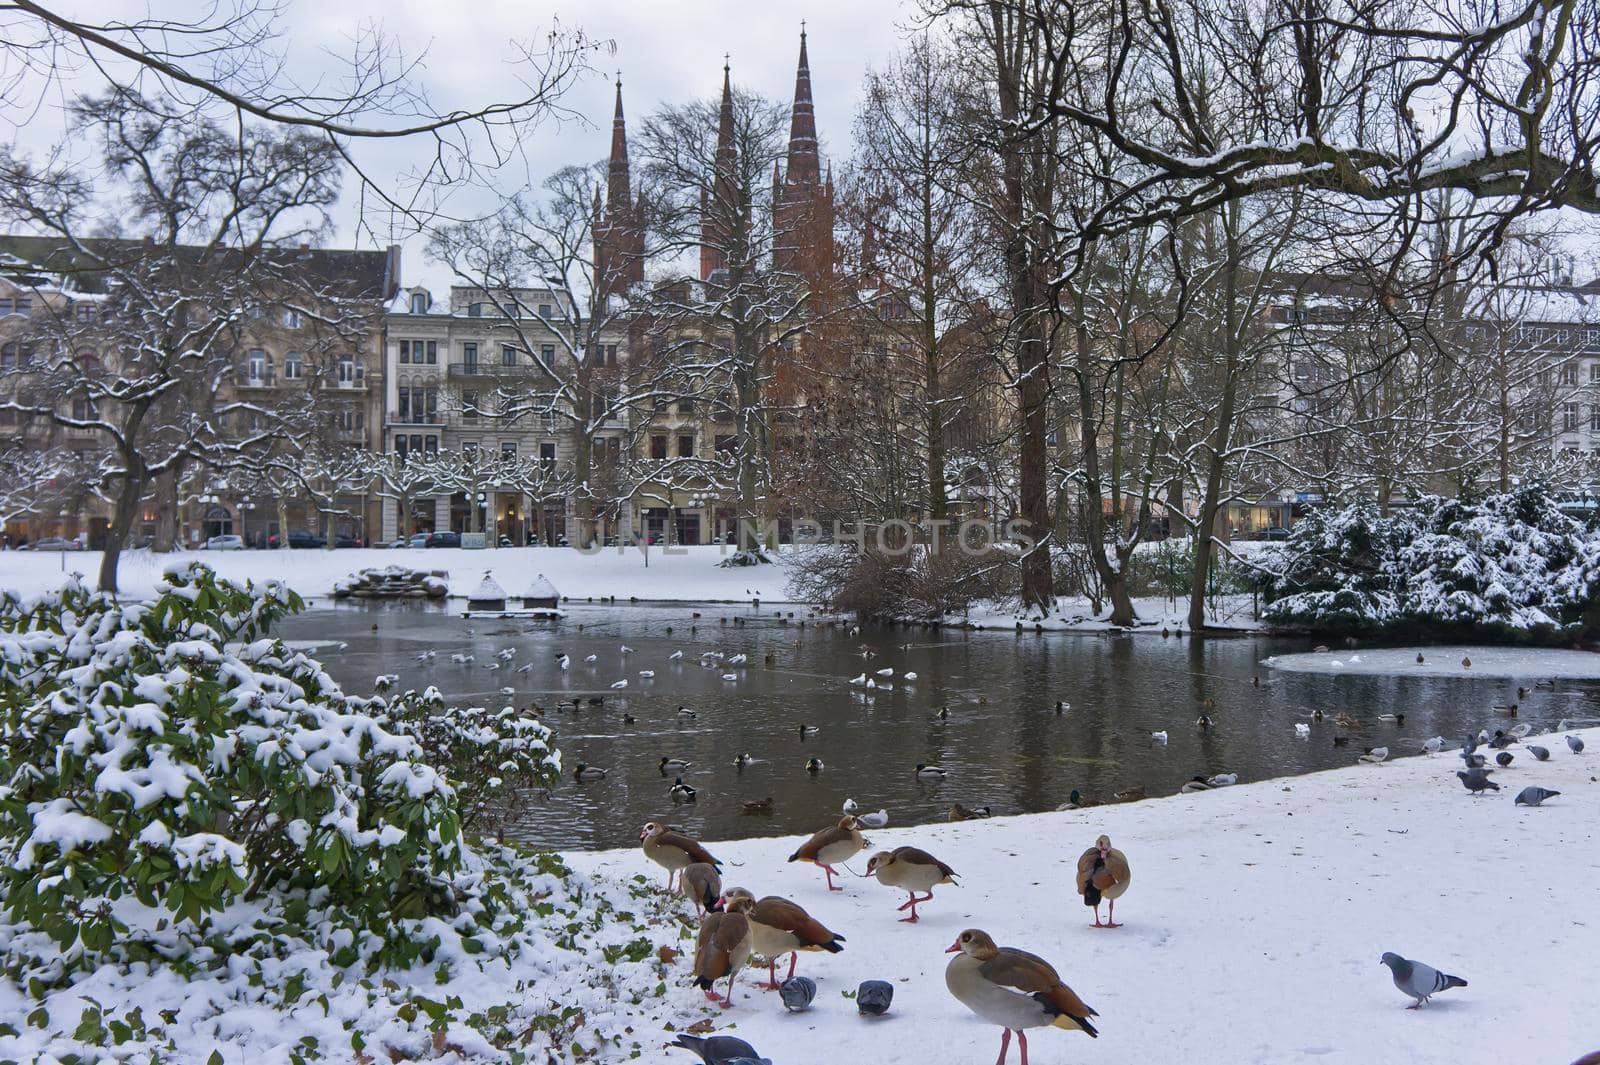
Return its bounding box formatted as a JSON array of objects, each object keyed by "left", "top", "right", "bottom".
[
  {"left": 669, "top": 777, "right": 697, "bottom": 802},
  {"left": 573, "top": 763, "right": 607, "bottom": 781},
  {"left": 660, "top": 756, "right": 692, "bottom": 773},
  {"left": 805, "top": 757, "right": 824, "bottom": 773},
  {"left": 915, "top": 763, "right": 948, "bottom": 780},
  {"left": 741, "top": 797, "right": 774, "bottom": 815}
]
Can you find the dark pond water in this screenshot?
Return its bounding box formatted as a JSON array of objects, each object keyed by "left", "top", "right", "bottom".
[{"left": 278, "top": 602, "right": 1600, "bottom": 850}]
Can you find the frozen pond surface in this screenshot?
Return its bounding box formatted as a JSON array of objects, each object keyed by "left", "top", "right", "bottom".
[
  {"left": 1264, "top": 645, "right": 1600, "bottom": 678},
  {"left": 279, "top": 602, "right": 1600, "bottom": 849}
]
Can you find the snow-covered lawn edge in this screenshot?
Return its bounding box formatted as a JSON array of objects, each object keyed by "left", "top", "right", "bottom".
[
  {"left": 1265, "top": 645, "right": 1600, "bottom": 678},
  {"left": 0, "top": 545, "right": 798, "bottom": 604},
  {"left": 565, "top": 727, "right": 1600, "bottom": 1065},
  {"left": 955, "top": 594, "right": 1262, "bottom": 633}
]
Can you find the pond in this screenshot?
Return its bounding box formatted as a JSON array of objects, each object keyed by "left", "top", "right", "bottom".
[{"left": 279, "top": 602, "right": 1600, "bottom": 850}]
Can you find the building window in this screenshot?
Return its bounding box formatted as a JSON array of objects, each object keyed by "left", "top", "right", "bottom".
[
  {"left": 539, "top": 441, "right": 556, "bottom": 467},
  {"left": 462, "top": 391, "right": 478, "bottom": 421},
  {"left": 75, "top": 303, "right": 94, "bottom": 323},
  {"left": 1564, "top": 403, "right": 1579, "bottom": 431},
  {"left": 0, "top": 296, "right": 31, "bottom": 316},
  {"left": 677, "top": 396, "right": 694, "bottom": 414},
  {"left": 501, "top": 441, "right": 517, "bottom": 458},
  {"left": 650, "top": 435, "right": 668, "bottom": 460},
  {"left": 284, "top": 308, "right": 304, "bottom": 329},
  {"left": 410, "top": 291, "right": 429, "bottom": 314},
  {"left": 1561, "top": 363, "right": 1579, "bottom": 386},
  {"left": 283, "top": 351, "right": 303, "bottom": 379},
  {"left": 1590, "top": 405, "right": 1600, "bottom": 432},
  {"left": 541, "top": 344, "right": 555, "bottom": 362},
  {"left": 72, "top": 396, "right": 98, "bottom": 421},
  {"left": 337, "top": 358, "right": 361, "bottom": 384},
  {"left": 605, "top": 344, "right": 618, "bottom": 367},
  {"left": 399, "top": 340, "right": 411, "bottom": 364},
  {"left": 0, "top": 343, "right": 19, "bottom": 370},
  {"left": 502, "top": 345, "right": 517, "bottom": 366},
  {"left": 1590, "top": 360, "right": 1600, "bottom": 384},
  {"left": 468, "top": 302, "right": 483, "bottom": 317},
  {"left": 397, "top": 386, "right": 438, "bottom": 424},
  {"left": 247, "top": 349, "right": 267, "bottom": 383},
  {"left": 463, "top": 342, "right": 479, "bottom": 372},
  {"left": 678, "top": 433, "right": 695, "bottom": 458},
  {"left": 339, "top": 407, "right": 363, "bottom": 432},
  {"left": 538, "top": 303, "right": 552, "bottom": 320}
]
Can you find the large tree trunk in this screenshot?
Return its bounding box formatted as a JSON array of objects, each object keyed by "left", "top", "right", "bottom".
[
  {"left": 574, "top": 433, "right": 596, "bottom": 548},
  {"left": 1073, "top": 315, "right": 1136, "bottom": 627},
  {"left": 152, "top": 468, "right": 179, "bottom": 552},
  {"left": 99, "top": 470, "right": 146, "bottom": 594},
  {"left": 1189, "top": 219, "right": 1244, "bottom": 631}
]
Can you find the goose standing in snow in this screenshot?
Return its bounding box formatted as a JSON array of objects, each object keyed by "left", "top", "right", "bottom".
[
  {"left": 944, "top": 929, "right": 1099, "bottom": 1064},
  {"left": 1076, "top": 835, "right": 1131, "bottom": 928},
  {"left": 680, "top": 862, "right": 722, "bottom": 917},
  {"left": 721, "top": 888, "right": 845, "bottom": 989},
  {"left": 866, "top": 846, "right": 958, "bottom": 923},
  {"left": 640, "top": 821, "right": 720, "bottom": 890},
  {"left": 692, "top": 909, "right": 751, "bottom": 1008},
  {"left": 787, "top": 816, "right": 869, "bottom": 892}
]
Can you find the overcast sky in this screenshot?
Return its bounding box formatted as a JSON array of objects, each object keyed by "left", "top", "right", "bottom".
[{"left": 313, "top": 0, "right": 914, "bottom": 291}]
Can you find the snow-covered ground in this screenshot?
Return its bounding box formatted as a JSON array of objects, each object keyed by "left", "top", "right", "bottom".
[
  {"left": 5, "top": 727, "right": 1596, "bottom": 1063},
  {"left": 962, "top": 594, "right": 1261, "bottom": 633},
  {"left": 570, "top": 726, "right": 1600, "bottom": 1065},
  {"left": 1265, "top": 645, "right": 1600, "bottom": 679},
  {"left": 0, "top": 545, "right": 797, "bottom": 603}
]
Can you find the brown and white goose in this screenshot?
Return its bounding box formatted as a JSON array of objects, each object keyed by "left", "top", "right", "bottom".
[
  {"left": 786, "top": 815, "right": 868, "bottom": 892},
  {"left": 721, "top": 887, "right": 846, "bottom": 988},
  {"left": 692, "top": 909, "right": 752, "bottom": 1008},
  {"left": 866, "top": 846, "right": 959, "bottom": 923},
  {"left": 680, "top": 861, "right": 723, "bottom": 917},
  {"left": 640, "top": 821, "right": 721, "bottom": 891},
  {"left": 945, "top": 928, "right": 1099, "bottom": 1065},
  {"left": 1075, "top": 834, "right": 1131, "bottom": 928}
]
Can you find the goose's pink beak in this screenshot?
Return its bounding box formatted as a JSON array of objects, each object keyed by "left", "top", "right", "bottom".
[{"left": 945, "top": 939, "right": 962, "bottom": 954}]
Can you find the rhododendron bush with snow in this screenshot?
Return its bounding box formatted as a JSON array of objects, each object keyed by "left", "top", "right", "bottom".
[
  {"left": 1257, "top": 487, "right": 1600, "bottom": 640},
  {"left": 0, "top": 564, "right": 560, "bottom": 969}
]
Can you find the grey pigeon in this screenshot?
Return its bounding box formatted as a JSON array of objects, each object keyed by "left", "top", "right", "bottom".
[
  {"left": 1495, "top": 751, "right": 1514, "bottom": 768},
  {"left": 1567, "top": 734, "right": 1585, "bottom": 753},
  {"left": 1527, "top": 745, "right": 1551, "bottom": 761},
  {"left": 779, "top": 974, "right": 816, "bottom": 1011},
  {"left": 857, "top": 979, "right": 894, "bottom": 1016},
  {"left": 1460, "top": 751, "right": 1487, "bottom": 768},
  {"left": 1457, "top": 768, "right": 1499, "bottom": 796},
  {"left": 1514, "top": 786, "right": 1561, "bottom": 807},
  {"left": 670, "top": 1034, "right": 770, "bottom": 1065},
  {"left": 1380, "top": 952, "right": 1467, "bottom": 1008}
]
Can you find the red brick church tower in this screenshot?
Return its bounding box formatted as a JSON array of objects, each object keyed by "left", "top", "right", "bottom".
[
  {"left": 594, "top": 78, "right": 645, "bottom": 304},
  {"left": 772, "top": 29, "right": 835, "bottom": 304}
]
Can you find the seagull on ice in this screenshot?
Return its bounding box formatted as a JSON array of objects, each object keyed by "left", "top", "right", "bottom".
[
  {"left": 856, "top": 809, "right": 889, "bottom": 828},
  {"left": 497, "top": 648, "right": 516, "bottom": 661},
  {"left": 903, "top": 671, "right": 918, "bottom": 681},
  {"left": 515, "top": 663, "right": 534, "bottom": 674},
  {"left": 876, "top": 667, "right": 894, "bottom": 677},
  {"left": 728, "top": 653, "right": 748, "bottom": 665},
  {"left": 450, "top": 653, "right": 475, "bottom": 664},
  {"left": 1380, "top": 952, "right": 1467, "bottom": 1009},
  {"left": 638, "top": 669, "right": 656, "bottom": 678},
  {"left": 413, "top": 650, "right": 436, "bottom": 662},
  {"left": 610, "top": 679, "right": 629, "bottom": 689},
  {"left": 669, "top": 650, "right": 684, "bottom": 660},
  {"left": 584, "top": 653, "right": 598, "bottom": 664},
  {"left": 1150, "top": 731, "right": 1168, "bottom": 745},
  {"left": 722, "top": 673, "right": 739, "bottom": 681},
  {"left": 556, "top": 653, "right": 570, "bottom": 670},
  {"left": 850, "top": 673, "right": 867, "bottom": 686},
  {"left": 1295, "top": 723, "right": 1311, "bottom": 738}
]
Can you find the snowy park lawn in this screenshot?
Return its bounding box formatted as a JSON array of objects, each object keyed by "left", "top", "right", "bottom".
[
  {"left": 0, "top": 545, "right": 797, "bottom": 603},
  {"left": 961, "top": 594, "right": 1262, "bottom": 633},
  {"left": 569, "top": 726, "right": 1600, "bottom": 1065},
  {"left": 1264, "top": 645, "right": 1600, "bottom": 679},
  {"left": 3, "top": 727, "right": 1596, "bottom": 1063}
]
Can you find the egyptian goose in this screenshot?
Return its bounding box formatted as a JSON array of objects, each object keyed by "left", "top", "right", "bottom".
[
  {"left": 945, "top": 928, "right": 1099, "bottom": 1064},
  {"left": 640, "top": 821, "right": 721, "bottom": 890},
  {"left": 721, "top": 888, "right": 845, "bottom": 988},
  {"left": 867, "top": 846, "right": 958, "bottom": 922},
  {"left": 692, "top": 909, "right": 752, "bottom": 1008},
  {"left": 1076, "top": 835, "right": 1131, "bottom": 928},
  {"left": 787, "top": 816, "right": 868, "bottom": 892},
  {"left": 680, "top": 862, "right": 723, "bottom": 917}
]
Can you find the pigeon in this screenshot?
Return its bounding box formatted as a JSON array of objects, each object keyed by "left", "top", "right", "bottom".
[
  {"left": 779, "top": 975, "right": 817, "bottom": 1012},
  {"left": 1526, "top": 745, "right": 1551, "bottom": 761},
  {"left": 856, "top": 979, "right": 894, "bottom": 1016},
  {"left": 1358, "top": 746, "right": 1389, "bottom": 764},
  {"left": 669, "top": 1034, "right": 771, "bottom": 1065},
  {"left": 1568, "top": 734, "right": 1586, "bottom": 753},
  {"left": 1495, "top": 751, "right": 1514, "bottom": 767},
  {"left": 1422, "top": 736, "right": 1445, "bottom": 755},
  {"left": 1487, "top": 730, "right": 1516, "bottom": 749},
  {"left": 1379, "top": 952, "right": 1467, "bottom": 1008},
  {"left": 1457, "top": 768, "right": 1499, "bottom": 796},
  {"left": 1514, "top": 786, "right": 1560, "bottom": 807}
]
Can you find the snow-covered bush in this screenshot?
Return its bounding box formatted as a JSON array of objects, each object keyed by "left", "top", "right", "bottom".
[
  {"left": 0, "top": 564, "right": 559, "bottom": 960},
  {"left": 1259, "top": 488, "right": 1600, "bottom": 639},
  {"left": 786, "top": 543, "right": 1018, "bottom": 619}
]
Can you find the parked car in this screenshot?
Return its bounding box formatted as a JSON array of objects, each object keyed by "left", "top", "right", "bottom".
[
  {"left": 204, "top": 534, "right": 245, "bottom": 550},
  {"left": 425, "top": 530, "right": 461, "bottom": 548},
  {"left": 408, "top": 532, "right": 430, "bottom": 549},
  {"left": 284, "top": 530, "right": 326, "bottom": 549},
  {"left": 29, "top": 536, "right": 84, "bottom": 551},
  {"left": 334, "top": 534, "right": 362, "bottom": 548},
  {"left": 1258, "top": 526, "right": 1291, "bottom": 541}
]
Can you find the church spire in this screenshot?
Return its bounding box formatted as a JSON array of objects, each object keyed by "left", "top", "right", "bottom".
[
  {"left": 701, "top": 58, "right": 740, "bottom": 281},
  {"left": 607, "top": 75, "right": 631, "bottom": 209},
  {"left": 785, "top": 26, "right": 820, "bottom": 187},
  {"left": 597, "top": 74, "right": 644, "bottom": 301}
]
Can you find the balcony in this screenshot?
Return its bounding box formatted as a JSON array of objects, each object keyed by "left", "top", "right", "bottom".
[{"left": 448, "top": 361, "right": 553, "bottom": 380}]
